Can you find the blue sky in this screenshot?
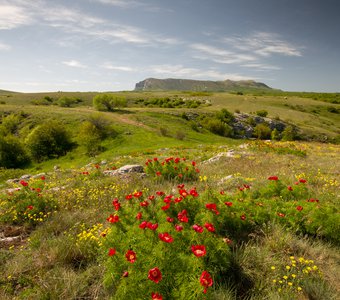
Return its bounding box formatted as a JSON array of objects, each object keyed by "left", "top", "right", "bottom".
[{"left": 0, "top": 0, "right": 339, "bottom": 92}]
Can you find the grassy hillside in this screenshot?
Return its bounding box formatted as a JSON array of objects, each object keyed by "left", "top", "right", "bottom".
[{"left": 0, "top": 89, "right": 339, "bottom": 299}]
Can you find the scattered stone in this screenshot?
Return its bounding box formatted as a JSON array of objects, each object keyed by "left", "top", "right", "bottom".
[
  {"left": 101, "top": 160, "right": 108, "bottom": 165},
  {"left": 6, "top": 178, "right": 20, "bottom": 184},
  {"left": 218, "top": 175, "right": 234, "bottom": 185},
  {"left": 20, "top": 174, "right": 31, "bottom": 180},
  {"left": 103, "top": 164, "right": 144, "bottom": 176},
  {"left": 32, "top": 173, "right": 46, "bottom": 179},
  {"left": 202, "top": 150, "right": 236, "bottom": 164},
  {"left": 54, "top": 165, "right": 60, "bottom": 171}
]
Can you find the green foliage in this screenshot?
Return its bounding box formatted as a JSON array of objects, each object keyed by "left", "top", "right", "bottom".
[
  {"left": 25, "top": 121, "right": 73, "bottom": 162},
  {"left": 145, "top": 157, "right": 199, "bottom": 182},
  {"left": 271, "top": 128, "right": 281, "bottom": 141},
  {"left": 282, "top": 125, "right": 297, "bottom": 141},
  {"left": 0, "top": 135, "right": 30, "bottom": 168},
  {"left": 0, "top": 177, "right": 57, "bottom": 226},
  {"left": 57, "top": 96, "right": 82, "bottom": 107},
  {"left": 78, "top": 121, "right": 103, "bottom": 156},
  {"left": 135, "top": 96, "right": 202, "bottom": 108},
  {"left": 1, "top": 113, "right": 22, "bottom": 135},
  {"left": 256, "top": 110, "right": 268, "bottom": 117},
  {"left": 216, "top": 108, "right": 235, "bottom": 125},
  {"left": 93, "top": 94, "right": 127, "bottom": 111},
  {"left": 202, "top": 118, "right": 233, "bottom": 137},
  {"left": 253, "top": 123, "right": 272, "bottom": 139}
]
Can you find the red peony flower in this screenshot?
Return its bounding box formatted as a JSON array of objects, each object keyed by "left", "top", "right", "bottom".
[
  {"left": 287, "top": 186, "right": 293, "bottom": 191},
  {"left": 179, "top": 189, "right": 188, "bottom": 197},
  {"left": 107, "top": 214, "right": 119, "bottom": 223},
  {"left": 177, "top": 184, "right": 185, "bottom": 189},
  {"left": 225, "top": 201, "right": 233, "bottom": 207},
  {"left": 166, "top": 216, "right": 174, "bottom": 223},
  {"left": 192, "top": 224, "right": 204, "bottom": 233},
  {"left": 125, "top": 250, "right": 136, "bottom": 263},
  {"left": 140, "top": 201, "right": 149, "bottom": 207},
  {"left": 296, "top": 205, "right": 303, "bottom": 211},
  {"left": 148, "top": 195, "right": 155, "bottom": 201},
  {"left": 136, "top": 212, "right": 142, "bottom": 220},
  {"left": 40, "top": 176, "right": 45, "bottom": 180},
  {"left": 147, "top": 222, "right": 158, "bottom": 230},
  {"left": 189, "top": 188, "right": 199, "bottom": 197},
  {"left": 204, "top": 223, "right": 215, "bottom": 232},
  {"left": 175, "top": 224, "right": 183, "bottom": 231},
  {"left": 299, "top": 178, "right": 307, "bottom": 184},
  {"left": 277, "top": 212, "right": 285, "bottom": 217},
  {"left": 112, "top": 198, "right": 121, "bottom": 211},
  {"left": 156, "top": 171, "right": 162, "bottom": 176},
  {"left": 20, "top": 180, "right": 28, "bottom": 187},
  {"left": 158, "top": 232, "right": 174, "bottom": 243},
  {"left": 200, "top": 270, "right": 213, "bottom": 294},
  {"left": 223, "top": 237, "right": 233, "bottom": 245},
  {"left": 148, "top": 267, "right": 162, "bottom": 283},
  {"left": 139, "top": 221, "right": 148, "bottom": 229},
  {"left": 206, "top": 203, "right": 219, "bottom": 215},
  {"left": 161, "top": 203, "right": 171, "bottom": 211},
  {"left": 191, "top": 245, "right": 206, "bottom": 257},
  {"left": 108, "top": 248, "right": 116, "bottom": 256},
  {"left": 268, "top": 176, "right": 279, "bottom": 181},
  {"left": 134, "top": 191, "right": 143, "bottom": 198},
  {"left": 27, "top": 205, "right": 34, "bottom": 210},
  {"left": 151, "top": 292, "right": 163, "bottom": 300},
  {"left": 122, "top": 271, "right": 129, "bottom": 277},
  {"left": 240, "top": 214, "right": 246, "bottom": 221},
  {"left": 178, "top": 210, "right": 188, "bottom": 223},
  {"left": 125, "top": 194, "right": 133, "bottom": 200},
  {"left": 156, "top": 191, "right": 165, "bottom": 196}
]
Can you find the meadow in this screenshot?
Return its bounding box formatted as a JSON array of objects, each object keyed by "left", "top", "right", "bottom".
[{"left": 0, "top": 90, "right": 339, "bottom": 299}]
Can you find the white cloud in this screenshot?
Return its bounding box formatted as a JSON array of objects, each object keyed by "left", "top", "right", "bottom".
[
  {"left": 62, "top": 60, "right": 87, "bottom": 68},
  {"left": 0, "top": 42, "right": 11, "bottom": 50},
  {"left": 102, "top": 63, "right": 136, "bottom": 71},
  {"left": 149, "top": 64, "right": 253, "bottom": 81},
  {"left": 0, "top": 4, "right": 33, "bottom": 29},
  {"left": 223, "top": 32, "right": 302, "bottom": 57},
  {"left": 241, "top": 63, "right": 281, "bottom": 70},
  {"left": 90, "top": 0, "right": 140, "bottom": 8},
  {"left": 191, "top": 43, "right": 256, "bottom": 64}
]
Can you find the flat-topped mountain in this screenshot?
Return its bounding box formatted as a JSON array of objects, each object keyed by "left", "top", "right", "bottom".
[{"left": 134, "top": 78, "right": 272, "bottom": 92}]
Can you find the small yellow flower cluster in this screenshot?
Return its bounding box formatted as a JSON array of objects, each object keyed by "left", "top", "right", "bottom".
[
  {"left": 76, "top": 223, "right": 106, "bottom": 247},
  {"left": 271, "top": 255, "right": 322, "bottom": 294}
]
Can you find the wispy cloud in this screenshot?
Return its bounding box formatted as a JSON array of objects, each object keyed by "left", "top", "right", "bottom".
[
  {"left": 102, "top": 63, "right": 136, "bottom": 71},
  {"left": 223, "top": 32, "right": 302, "bottom": 57},
  {"left": 62, "top": 60, "right": 87, "bottom": 68},
  {"left": 0, "top": 41, "right": 11, "bottom": 50},
  {"left": 0, "top": 3, "right": 33, "bottom": 29},
  {"left": 89, "top": 0, "right": 169, "bottom": 12},
  {"left": 191, "top": 43, "right": 256, "bottom": 64},
  {"left": 241, "top": 63, "right": 281, "bottom": 70},
  {"left": 149, "top": 64, "right": 253, "bottom": 81}
]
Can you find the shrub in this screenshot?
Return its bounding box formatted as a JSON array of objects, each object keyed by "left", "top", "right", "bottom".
[
  {"left": 281, "top": 125, "right": 297, "bottom": 141},
  {"left": 256, "top": 110, "right": 268, "bottom": 117},
  {"left": 203, "top": 118, "right": 233, "bottom": 137},
  {"left": 57, "top": 96, "right": 82, "bottom": 107},
  {"left": 1, "top": 113, "right": 22, "bottom": 135},
  {"left": 0, "top": 135, "right": 30, "bottom": 168},
  {"left": 93, "top": 94, "right": 127, "bottom": 111},
  {"left": 25, "top": 121, "right": 73, "bottom": 162},
  {"left": 0, "top": 177, "right": 57, "bottom": 226},
  {"left": 271, "top": 128, "right": 281, "bottom": 141},
  {"left": 78, "top": 121, "right": 103, "bottom": 156},
  {"left": 145, "top": 157, "right": 199, "bottom": 182},
  {"left": 216, "top": 108, "right": 235, "bottom": 125},
  {"left": 253, "top": 123, "right": 272, "bottom": 139}
]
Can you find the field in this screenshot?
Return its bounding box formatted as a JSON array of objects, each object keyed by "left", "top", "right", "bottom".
[{"left": 0, "top": 90, "right": 339, "bottom": 299}]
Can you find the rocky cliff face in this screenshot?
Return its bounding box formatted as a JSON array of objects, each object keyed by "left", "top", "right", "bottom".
[{"left": 134, "top": 78, "right": 271, "bottom": 92}]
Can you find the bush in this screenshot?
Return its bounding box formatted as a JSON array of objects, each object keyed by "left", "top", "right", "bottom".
[
  {"left": 25, "top": 121, "right": 73, "bottom": 162},
  {"left": 203, "top": 118, "right": 233, "bottom": 137},
  {"left": 78, "top": 121, "right": 103, "bottom": 156},
  {"left": 281, "top": 125, "right": 297, "bottom": 141},
  {"left": 256, "top": 110, "right": 268, "bottom": 117},
  {"left": 216, "top": 108, "right": 234, "bottom": 125},
  {"left": 0, "top": 135, "right": 30, "bottom": 168},
  {"left": 93, "top": 94, "right": 127, "bottom": 111},
  {"left": 57, "top": 96, "right": 82, "bottom": 107},
  {"left": 253, "top": 123, "right": 272, "bottom": 139}
]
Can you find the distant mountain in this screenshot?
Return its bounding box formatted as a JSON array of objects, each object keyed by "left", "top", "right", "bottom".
[
  {"left": 134, "top": 78, "right": 272, "bottom": 92},
  {"left": 0, "top": 89, "right": 16, "bottom": 94}
]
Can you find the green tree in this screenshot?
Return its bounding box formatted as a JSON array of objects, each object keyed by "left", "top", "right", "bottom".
[
  {"left": 93, "top": 94, "right": 127, "bottom": 111},
  {"left": 0, "top": 135, "right": 30, "bottom": 168},
  {"left": 203, "top": 118, "right": 233, "bottom": 137},
  {"left": 25, "top": 121, "right": 73, "bottom": 161},
  {"left": 78, "top": 121, "right": 102, "bottom": 156},
  {"left": 216, "top": 108, "right": 235, "bottom": 124},
  {"left": 271, "top": 128, "right": 281, "bottom": 140}
]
